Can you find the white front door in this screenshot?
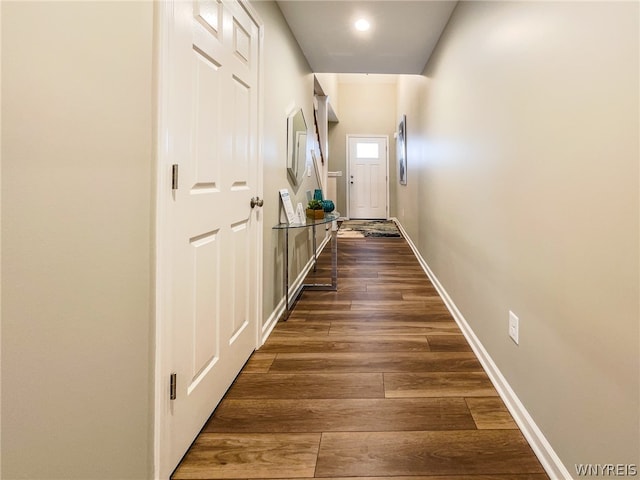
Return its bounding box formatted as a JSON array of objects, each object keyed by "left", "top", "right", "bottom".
[
  {"left": 348, "top": 136, "right": 388, "bottom": 219},
  {"left": 157, "top": 0, "right": 262, "bottom": 475}
]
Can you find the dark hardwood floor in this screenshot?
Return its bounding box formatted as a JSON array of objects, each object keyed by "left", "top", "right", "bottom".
[{"left": 172, "top": 236, "right": 549, "bottom": 480}]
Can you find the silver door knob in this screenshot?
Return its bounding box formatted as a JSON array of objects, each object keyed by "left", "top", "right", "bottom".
[{"left": 250, "top": 197, "right": 264, "bottom": 208}]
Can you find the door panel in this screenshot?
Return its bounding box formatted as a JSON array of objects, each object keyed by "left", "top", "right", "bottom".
[
  {"left": 191, "top": 230, "right": 219, "bottom": 381},
  {"left": 370, "top": 164, "right": 381, "bottom": 208},
  {"left": 233, "top": 19, "right": 251, "bottom": 62},
  {"left": 231, "top": 76, "right": 251, "bottom": 186},
  {"left": 230, "top": 220, "right": 249, "bottom": 338},
  {"left": 195, "top": 0, "right": 222, "bottom": 37},
  {"left": 348, "top": 136, "right": 388, "bottom": 219},
  {"left": 193, "top": 49, "right": 221, "bottom": 188}
]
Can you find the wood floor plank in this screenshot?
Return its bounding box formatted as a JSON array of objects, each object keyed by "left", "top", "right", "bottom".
[
  {"left": 358, "top": 256, "right": 424, "bottom": 268},
  {"left": 171, "top": 433, "right": 320, "bottom": 479},
  {"left": 366, "top": 283, "right": 440, "bottom": 292},
  {"left": 329, "top": 322, "right": 460, "bottom": 336},
  {"left": 243, "top": 353, "right": 276, "bottom": 373},
  {"left": 300, "top": 291, "right": 404, "bottom": 301},
  {"left": 426, "top": 335, "right": 473, "bottom": 352},
  {"left": 350, "top": 300, "right": 444, "bottom": 311},
  {"left": 225, "top": 373, "right": 385, "bottom": 399},
  {"left": 295, "top": 300, "right": 352, "bottom": 310},
  {"left": 253, "top": 476, "right": 549, "bottom": 480},
  {"left": 280, "top": 314, "right": 310, "bottom": 322},
  {"left": 205, "top": 398, "right": 476, "bottom": 433},
  {"left": 308, "top": 269, "right": 379, "bottom": 279},
  {"left": 287, "top": 311, "right": 454, "bottom": 323},
  {"left": 376, "top": 271, "right": 433, "bottom": 279},
  {"left": 270, "top": 321, "right": 331, "bottom": 335},
  {"left": 260, "top": 335, "right": 430, "bottom": 353},
  {"left": 268, "top": 352, "right": 482, "bottom": 373},
  {"left": 384, "top": 372, "right": 498, "bottom": 398},
  {"left": 324, "top": 279, "right": 367, "bottom": 292},
  {"left": 375, "top": 289, "right": 442, "bottom": 299},
  {"left": 314, "top": 430, "right": 546, "bottom": 477},
  {"left": 359, "top": 277, "right": 435, "bottom": 285},
  {"left": 401, "top": 293, "right": 447, "bottom": 303},
  {"left": 466, "top": 397, "right": 518, "bottom": 429}
]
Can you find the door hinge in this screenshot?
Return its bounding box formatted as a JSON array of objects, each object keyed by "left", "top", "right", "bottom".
[
  {"left": 171, "top": 164, "right": 179, "bottom": 191},
  {"left": 169, "top": 373, "right": 177, "bottom": 400}
]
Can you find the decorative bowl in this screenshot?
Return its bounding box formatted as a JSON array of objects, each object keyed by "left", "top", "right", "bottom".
[{"left": 322, "top": 200, "right": 335, "bottom": 213}]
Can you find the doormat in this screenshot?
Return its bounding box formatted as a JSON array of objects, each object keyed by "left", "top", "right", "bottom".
[{"left": 337, "top": 220, "right": 402, "bottom": 238}]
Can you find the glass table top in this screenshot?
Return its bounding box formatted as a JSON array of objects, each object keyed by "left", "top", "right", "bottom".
[{"left": 273, "top": 212, "right": 340, "bottom": 230}]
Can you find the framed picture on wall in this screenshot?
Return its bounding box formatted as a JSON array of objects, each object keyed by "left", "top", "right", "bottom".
[{"left": 397, "top": 114, "right": 407, "bottom": 185}]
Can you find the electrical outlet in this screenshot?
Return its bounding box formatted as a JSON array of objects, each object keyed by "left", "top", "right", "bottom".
[{"left": 508, "top": 311, "right": 519, "bottom": 345}]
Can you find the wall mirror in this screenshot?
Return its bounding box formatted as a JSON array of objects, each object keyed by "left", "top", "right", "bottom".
[{"left": 287, "top": 108, "right": 308, "bottom": 188}]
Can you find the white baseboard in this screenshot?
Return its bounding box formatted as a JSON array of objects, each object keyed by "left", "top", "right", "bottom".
[
  {"left": 392, "top": 218, "right": 572, "bottom": 480},
  {"left": 261, "top": 233, "right": 331, "bottom": 346},
  {"left": 261, "top": 298, "right": 283, "bottom": 346}
]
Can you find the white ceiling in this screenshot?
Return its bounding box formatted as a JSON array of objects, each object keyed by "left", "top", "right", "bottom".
[{"left": 276, "top": 1, "right": 458, "bottom": 74}]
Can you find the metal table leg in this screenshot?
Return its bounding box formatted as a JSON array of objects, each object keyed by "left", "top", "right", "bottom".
[{"left": 281, "top": 222, "right": 338, "bottom": 321}]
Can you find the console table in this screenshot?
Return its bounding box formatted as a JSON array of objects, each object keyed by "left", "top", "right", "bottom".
[{"left": 273, "top": 212, "right": 339, "bottom": 320}]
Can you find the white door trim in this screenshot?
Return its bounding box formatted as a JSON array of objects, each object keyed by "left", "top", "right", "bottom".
[
  {"left": 153, "top": 2, "right": 173, "bottom": 477},
  {"left": 152, "top": 2, "right": 264, "bottom": 478},
  {"left": 241, "top": 0, "right": 265, "bottom": 352},
  {"left": 345, "top": 134, "right": 389, "bottom": 220}
]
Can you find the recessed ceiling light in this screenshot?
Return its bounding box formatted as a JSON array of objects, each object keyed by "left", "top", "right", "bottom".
[{"left": 354, "top": 18, "right": 370, "bottom": 32}]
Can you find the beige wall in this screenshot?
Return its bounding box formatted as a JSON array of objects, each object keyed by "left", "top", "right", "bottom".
[
  {"left": 252, "top": 1, "right": 322, "bottom": 329},
  {"left": 1, "top": 0, "right": 330, "bottom": 477},
  {"left": 0, "top": 1, "right": 4, "bottom": 473},
  {"left": 396, "top": 0, "right": 639, "bottom": 471},
  {"left": 328, "top": 76, "right": 398, "bottom": 217},
  {"left": 2, "top": 1, "right": 154, "bottom": 478},
  {"left": 395, "top": 74, "right": 429, "bottom": 238}
]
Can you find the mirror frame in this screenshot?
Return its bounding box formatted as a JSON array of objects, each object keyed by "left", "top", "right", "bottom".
[{"left": 287, "top": 108, "right": 308, "bottom": 188}]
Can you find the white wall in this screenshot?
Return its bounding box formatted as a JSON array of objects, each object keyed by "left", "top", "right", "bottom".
[
  {"left": 396, "top": 1, "right": 639, "bottom": 473},
  {"left": 2, "top": 2, "right": 154, "bottom": 477}
]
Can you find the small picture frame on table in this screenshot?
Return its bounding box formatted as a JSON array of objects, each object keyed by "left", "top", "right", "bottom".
[{"left": 279, "top": 188, "right": 297, "bottom": 224}]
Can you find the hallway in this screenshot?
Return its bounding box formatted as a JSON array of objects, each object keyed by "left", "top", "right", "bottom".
[{"left": 172, "top": 235, "right": 548, "bottom": 478}]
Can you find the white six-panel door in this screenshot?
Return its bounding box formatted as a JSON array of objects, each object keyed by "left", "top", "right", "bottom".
[
  {"left": 348, "top": 136, "right": 389, "bottom": 219},
  {"left": 157, "top": 0, "right": 262, "bottom": 476}
]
